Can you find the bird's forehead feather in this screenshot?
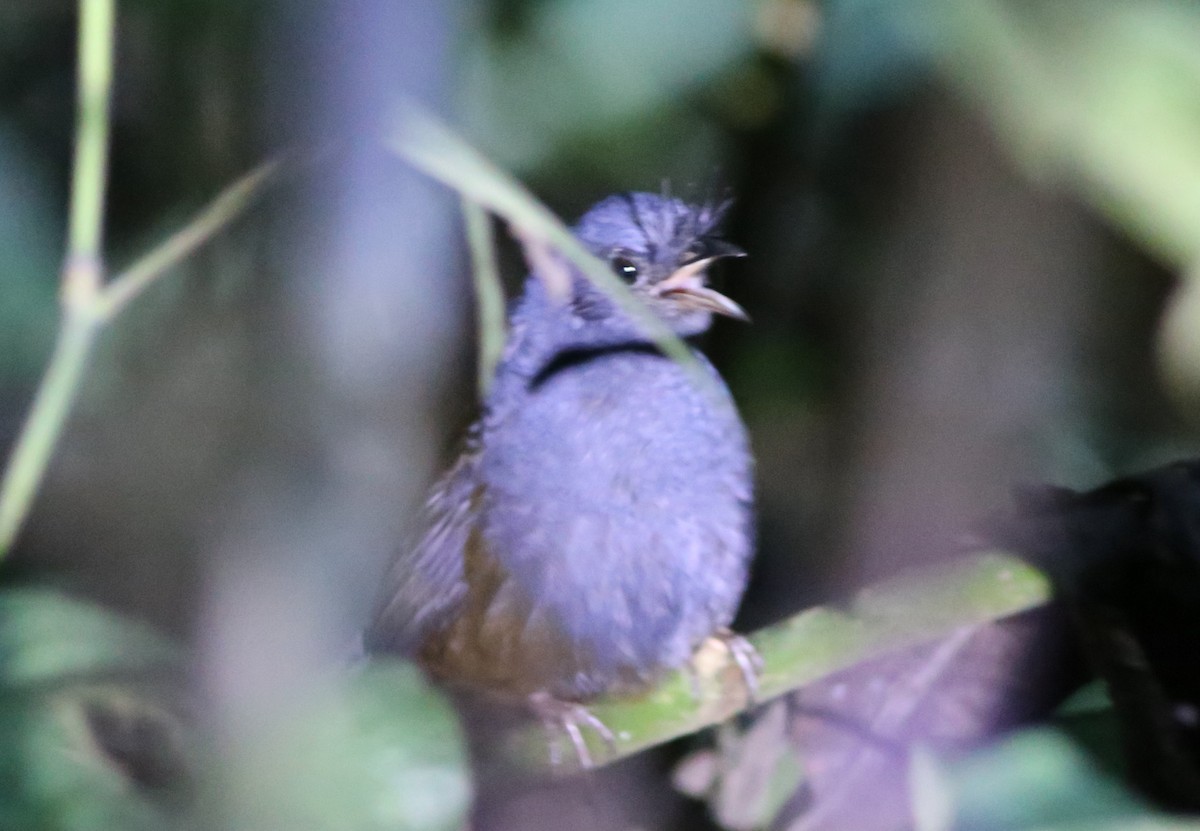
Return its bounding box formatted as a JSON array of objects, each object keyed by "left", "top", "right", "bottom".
[{"left": 574, "top": 192, "right": 724, "bottom": 258}]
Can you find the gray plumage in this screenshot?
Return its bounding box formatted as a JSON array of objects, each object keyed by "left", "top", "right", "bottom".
[{"left": 365, "top": 192, "right": 754, "bottom": 701}]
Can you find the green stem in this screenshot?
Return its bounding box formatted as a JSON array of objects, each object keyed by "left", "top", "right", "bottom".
[
  {"left": 0, "top": 156, "right": 283, "bottom": 558},
  {"left": 0, "top": 0, "right": 115, "bottom": 559},
  {"left": 462, "top": 198, "right": 507, "bottom": 396},
  {"left": 0, "top": 313, "right": 99, "bottom": 556},
  {"left": 66, "top": 0, "right": 115, "bottom": 296},
  {"left": 0, "top": 0, "right": 283, "bottom": 558}
]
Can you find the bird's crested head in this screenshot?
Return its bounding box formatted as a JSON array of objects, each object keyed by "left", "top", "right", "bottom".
[{"left": 562, "top": 192, "right": 747, "bottom": 338}]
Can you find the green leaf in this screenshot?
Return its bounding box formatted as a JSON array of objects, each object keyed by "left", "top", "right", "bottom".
[
  {"left": 0, "top": 590, "right": 189, "bottom": 831},
  {"left": 1053, "top": 682, "right": 1124, "bottom": 781},
  {"left": 0, "top": 691, "right": 179, "bottom": 831},
  {"left": 0, "top": 589, "right": 181, "bottom": 688},
  {"left": 459, "top": 0, "right": 753, "bottom": 170},
  {"left": 929, "top": 0, "right": 1200, "bottom": 268},
  {"left": 935, "top": 729, "right": 1145, "bottom": 830},
  {"left": 215, "top": 661, "right": 471, "bottom": 831}
]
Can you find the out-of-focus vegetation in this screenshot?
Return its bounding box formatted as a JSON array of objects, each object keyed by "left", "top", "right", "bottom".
[{"left": 3, "top": 0, "right": 1200, "bottom": 829}]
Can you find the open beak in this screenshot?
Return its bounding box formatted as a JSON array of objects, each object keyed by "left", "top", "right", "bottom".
[{"left": 652, "top": 254, "right": 750, "bottom": 322}]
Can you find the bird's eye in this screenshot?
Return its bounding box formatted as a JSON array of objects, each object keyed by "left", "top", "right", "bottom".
[{"left": 610, "top": 256, "right": 640, "bottom": 284}]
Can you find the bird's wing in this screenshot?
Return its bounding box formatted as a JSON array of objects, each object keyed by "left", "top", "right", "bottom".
[{"left": 363, "top": 446, "right": 481, "bottom": 657}]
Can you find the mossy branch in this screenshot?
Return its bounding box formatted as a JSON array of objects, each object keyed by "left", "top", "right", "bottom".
[{"left": 504, "top": 550, "right": 1052, "bottom": 773}]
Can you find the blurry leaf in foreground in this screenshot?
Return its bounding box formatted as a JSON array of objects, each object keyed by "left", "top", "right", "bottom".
[
  {"left": 930, "top": 0, "right": 1200, "bottom": 269},
  {"left": 0, "top": 589, "right": 190, "bottom": 830},
  {"left": 0, "top": 688, "right": 185, "bottom": 831},
  {"left": 918, "top": 728, "right": 1145, "bottom": 830},
  {"left": 0, "top": 588, "right": 182, "bottom": 687},
  {"left": 217, "top": 661, "right": 470, "bottom": 831},
  {"left": 820, "top": 0, "right": 1200, "bottom": 270},
  {"left": 459, "top": 0, "right": 753, "bottom": 170}
]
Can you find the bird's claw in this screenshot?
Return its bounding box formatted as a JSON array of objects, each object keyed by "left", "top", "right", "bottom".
[
  {"left": 686, "top": 629, "right": 763, "bottom": 708},
  {"left": 713, "top": 628, "right": 763, "bottom": 707},
  {"left": 528, "top": 691, "right": 617, "bottom": 771}
]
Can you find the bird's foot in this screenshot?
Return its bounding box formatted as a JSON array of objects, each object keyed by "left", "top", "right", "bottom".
[
  {"left": 527, "top": 691, "right": 617, "bottom": 771},
  {"left": 709, "top": 628, "right": 763, "bottom": 707}
]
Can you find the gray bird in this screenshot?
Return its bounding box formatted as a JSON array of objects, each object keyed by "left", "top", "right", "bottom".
[{"left": 365, "top": 193, "right": 755, "bottom": 750}]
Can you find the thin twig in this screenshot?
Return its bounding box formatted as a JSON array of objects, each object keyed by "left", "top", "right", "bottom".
[
  {"left": 0, "top": 320, "right": 99, "bottom": 556},
  {"left": 97, "top": 158, "right": 283, "bottom": 322}
]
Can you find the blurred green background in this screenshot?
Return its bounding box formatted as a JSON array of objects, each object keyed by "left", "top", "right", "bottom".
[{"left": 3, "top": 0, "right": 1200, "bottom": 828}]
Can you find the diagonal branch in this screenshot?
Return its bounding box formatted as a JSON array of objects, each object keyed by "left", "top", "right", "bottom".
[{"left": 502, "top": 551, "right": 1052, "bottom": 773}]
